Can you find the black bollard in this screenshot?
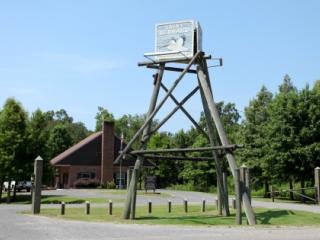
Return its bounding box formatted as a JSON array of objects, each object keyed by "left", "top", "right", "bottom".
[
  {"left": 108, "top": 200, "right": 113, "bottom": 215},
  {"left": 148, "top": 200, "right": 152, "bottom": 214},
  {"left": 61, "top": 202, "right": 65, "bottom": 215},
  {"left": 85, "top": 201, "right": 90, "bottom": 215},
  {"left": 184, "top": 199, "right": 188, "bottom": 213},
  {"left": 202, "top": 199, "right": 206, "bottom": 212}
]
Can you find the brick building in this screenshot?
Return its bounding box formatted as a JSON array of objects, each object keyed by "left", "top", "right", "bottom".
[{"left": 50, "top": 121, "right": 152, "bottom": 188}]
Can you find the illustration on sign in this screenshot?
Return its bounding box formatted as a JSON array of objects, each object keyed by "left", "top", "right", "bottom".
[{"left": 154, "top": 20, "right": 202, "bottom": 60}]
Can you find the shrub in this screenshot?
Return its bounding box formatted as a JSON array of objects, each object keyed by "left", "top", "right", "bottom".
[
  {"left": 100, "top": 181, "right": 116, "bottom": 189},
  {"left": 74, "top": 178, "right": 100, "bottom": 188}
]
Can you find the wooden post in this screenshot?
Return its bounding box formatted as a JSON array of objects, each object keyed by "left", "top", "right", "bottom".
[
  {"left": 202, "top": 199, "right": 206, "bottom": 212},
  {"left": 215, "top": 198, "right": 219, "bottom": 211},
  {"left": 127, "top": 169, "right": 132, "bottom": 189},
  {"left": 123, "top": 66, "right": 164, "bottom": 220},
  {"left": 245, "top": 168, "right": 251, "bottom": 203},
  {"left": 184, "top": 199, "right": 188, "bottom": 213},
  {"left": 216, "top": 179, "right": 222, "bottom": 215},
  {"left": 197, "top": 61, "right": 255, "bottom": 225},
  {"left": 223, "top": 172, "right": 230, "bottom": 215},
  {"left": 168, "top": 200, "right": 172, "bottom": 213},
  {"left": 315, "top": 167, "right": 320, "bottom": 204},
  {"left": 240, "top": 165, "right": 246, "bottom": 200},
  {"left": 61, "top": 202, "right": 65, "bottom": 215},
  {"left": 234, "top": 168, "right": 242, "bottom": 225},
  {"left": 130, "top": 169, "right": 138, "bottom": 219},
  {"left": 198, "top": 73, "right": 228, "bottom": 217},
  {"left": 85, "top": 201, "right": 90, "bottom": 215},
  {"left": 108, "top": 200, "right": 113, "bottom": 215},
  {"left": 32, "top": 156, "right": 43, "bottom": 214},
  {"left": 148, "top": 200, "right": 152, "bottom": 214}
]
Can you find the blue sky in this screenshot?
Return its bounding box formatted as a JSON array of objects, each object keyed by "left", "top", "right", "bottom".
[{"left": 0, "top": 1, "right": 319, "bottom": 131}]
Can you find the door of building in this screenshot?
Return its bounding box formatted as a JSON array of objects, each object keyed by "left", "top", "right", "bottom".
[{"left": 62, "top": 173, "right": 69, "bottom": 188}]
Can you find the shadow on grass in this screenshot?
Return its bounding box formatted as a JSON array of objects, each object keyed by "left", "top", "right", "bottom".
[
  {"left": 137, "top": 214, "right": 236, "bottom": 225},
  {"left": 255, "top": 210, "right": 295, "bottom": 224},
  {"left": 138, "top": 210, "right": 297, "bottom": 225},
  {"left": 1, "top": 195, "right": 87, "bottom": 204}
]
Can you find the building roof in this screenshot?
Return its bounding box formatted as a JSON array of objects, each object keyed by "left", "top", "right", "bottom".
[
  {"left": 50, "top": 131, "right": 154, "bottom": 167},
  {"left": 50, "top": 131, "right": 102, "bottom": 166}
]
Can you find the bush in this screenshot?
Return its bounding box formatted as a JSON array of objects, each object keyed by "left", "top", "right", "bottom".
[
  {"left": 167, "top": 183, "right": 215, "bottom": 192},
  {"left": 100, "top": 181, "right": 116, "bottom": 189},
  {"left": 74, "top": 178, "right": 100, "bottom": 188}
]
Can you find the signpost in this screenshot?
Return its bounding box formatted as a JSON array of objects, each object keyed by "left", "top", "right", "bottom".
[
  {"left": 144, "top": 176, "right": 156, "bottom": 192},
  {"left": 145, "top": 20, "right": 202, "bottom": 61},
  {"left": 118, "top": 20, "right": 256, "bottom": 225}
]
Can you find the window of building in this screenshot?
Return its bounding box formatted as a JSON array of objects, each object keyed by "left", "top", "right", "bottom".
[{"left": 77, "top": 172, "right": 96, "bottom": 179}]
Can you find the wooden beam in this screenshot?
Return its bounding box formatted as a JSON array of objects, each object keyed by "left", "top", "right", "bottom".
[
  {"left": 130, "top": 145, "right": 240, "bottom": 155},
  {"left": 143, "top": 155, "right": 214, "bottom": 161},
  {"left": 138, "top": 54, "right": 211, "bottom": 66},
  {"left": 147, "top": 65, "right": 197, "bottom": 74}
]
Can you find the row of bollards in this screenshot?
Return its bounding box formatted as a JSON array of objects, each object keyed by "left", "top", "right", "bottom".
[
  {"left": 147, "top": 199, "right": 209, "bottom": 214},
  {"left": 60, "top": 198, "right": 239, "bottom": 216},
  {"left": 60, "top": 200, "right": 113, "bottom": 215}
]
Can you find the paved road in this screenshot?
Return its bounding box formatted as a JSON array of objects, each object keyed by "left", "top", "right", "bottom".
[{"left": 1, "top": 189, "right": 320, "bottom": 240}]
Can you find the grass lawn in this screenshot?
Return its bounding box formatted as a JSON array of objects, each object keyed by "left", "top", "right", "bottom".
[
  {"left": 2, "top": 194, "right": 124, "bottom": 204},
  {"left": 252, "top": 196, "right": 315, "bottom": 204},
  {"left": 30, "top": 204, "right": 320, "bottom": 226}
]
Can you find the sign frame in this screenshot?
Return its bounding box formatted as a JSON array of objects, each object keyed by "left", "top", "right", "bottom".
[{"left": 153, "top": 20, "right": 202, "bottom": 61}]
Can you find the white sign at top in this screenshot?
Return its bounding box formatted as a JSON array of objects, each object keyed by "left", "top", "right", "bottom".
[{"left": 154, "top": 20, "right": 202, "bottom": 61}]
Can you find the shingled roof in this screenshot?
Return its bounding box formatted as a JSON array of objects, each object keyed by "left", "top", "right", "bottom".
[{"left": 50, "top": 131, "right": 154, "bottom": 167}]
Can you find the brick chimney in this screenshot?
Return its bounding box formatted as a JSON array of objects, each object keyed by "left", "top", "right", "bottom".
[{"left": 101, "top": 121, "right": 115, "bottom": 184}]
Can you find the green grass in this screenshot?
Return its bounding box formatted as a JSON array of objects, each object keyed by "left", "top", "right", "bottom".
[
  {"left": 28, "top": 204, "right": 320, "bottom": 226},
  {"left": 2, "top": 194, "right": 124, "bottom": 204},
  {"left": 252, "top": 196, "right": 315, "bottom": 204}
]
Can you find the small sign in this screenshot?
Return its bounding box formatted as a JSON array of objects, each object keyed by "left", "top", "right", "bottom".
[
  {"left": 145, "top": 176, "right": 156, "bottom": 192},
  {"left": 155, "top": 20, "right": 202, "bottom": 61}
]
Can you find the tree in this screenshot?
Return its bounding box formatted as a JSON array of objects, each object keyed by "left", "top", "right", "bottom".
[
  {"left": 0, "top": 98, "right": 28, "bottom": 202},
  {"left": 54, "top": 109, "right": 73, "bottom": 124},
  {"left": 67, "top": 122, "right": 90, "bottom": 144},
  {"left": 115, "top": 114, "right": 146, "bottom": 149},
  {"left": 147, "top": 132, "right": 175, "bottom": 188},
  {"left": 264, "top": 77, "right": 320, "bottom": 201},
  {"left": 238, "top": 86, "right": 273, "bottom": 195},
  {"left": 95, "top": 106, "right": 115, "bottom": 131},
  {"left": 46, "top": 124, "right": 73, "bottom": 185}
]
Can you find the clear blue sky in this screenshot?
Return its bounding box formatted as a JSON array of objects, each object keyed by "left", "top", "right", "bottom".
[{"left": 0, "top": 1, "right": 319, "bottom": 131}]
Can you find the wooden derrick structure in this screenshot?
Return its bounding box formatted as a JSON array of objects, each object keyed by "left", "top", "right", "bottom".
[{"left": 114, "top": 51, "right": 256, "bottom": 225}]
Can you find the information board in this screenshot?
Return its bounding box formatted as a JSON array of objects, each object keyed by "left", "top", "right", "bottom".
[{"left": 155, "top": 20, "right": 202, "bottom": 60}]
